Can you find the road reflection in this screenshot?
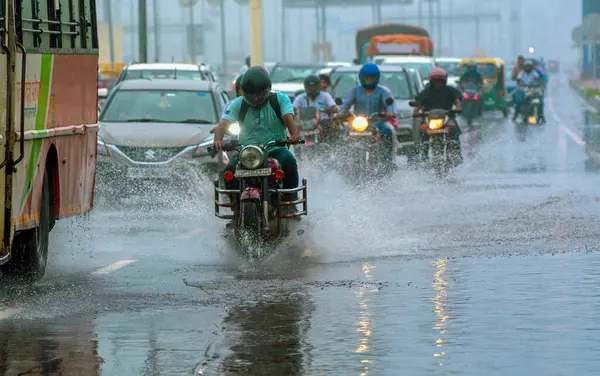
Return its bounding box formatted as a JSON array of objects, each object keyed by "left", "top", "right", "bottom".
[
  {"left": 216, "top": 288, "right": 314, "bottom": 375},
  {"left": 0, "top": 317, "right": 102, "bottom": 375},
  {"left": 431, "top": 259, "right": 449, "bottom": 367},
  {"left": 354, "top": 263, "right": 375, "bottom": 376}
]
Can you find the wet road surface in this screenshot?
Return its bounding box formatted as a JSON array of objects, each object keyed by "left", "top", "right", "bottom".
[{"left": 1, "top": 75, "right": 600, "bottom": 375}]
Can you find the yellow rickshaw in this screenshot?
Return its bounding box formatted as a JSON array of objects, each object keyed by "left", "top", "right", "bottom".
[{"left": 459, "top": 57, "right": 509, "bottom": 118}]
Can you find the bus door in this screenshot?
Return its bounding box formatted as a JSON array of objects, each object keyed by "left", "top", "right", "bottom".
[{"left": 0, "top": 1, "right": 25, "bottom": 262}]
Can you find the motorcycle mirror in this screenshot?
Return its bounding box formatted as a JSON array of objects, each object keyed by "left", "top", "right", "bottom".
[
  {"left": 335, "top": 97, "right": 343, "bottom": 106},
  {"left": 210, "top": 128, "right": 215, "bottom": 134},
  {"left": 384, "top": 97, "right": 394, "bottom": 106},
  {"left": 408, "top": 101, "right": 417, "bottom": 107}
]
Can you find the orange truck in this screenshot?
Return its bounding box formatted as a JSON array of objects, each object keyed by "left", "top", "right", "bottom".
[{"left": 355, "top": 23, "right": 433, "bottom": 64}]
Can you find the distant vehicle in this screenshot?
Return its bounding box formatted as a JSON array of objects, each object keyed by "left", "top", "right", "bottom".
[
  {"left": 270, "top": 63, "right": 328, "bottom": 102},
  {"left": 114, "top": 63, "right": 214, "bottom": 87},
  {"left": 435, "top": 57, "right": 462, "bottom": 87},
  {"left": 97, "top": 79, "right": 234, "bottom": 194},
  {"left": 355, "top": 23, "right": 432, "bottom": 64},
  {"left": 329, "top": 65, "right": 422, "bottom": 162},
  {"left": 376, "top": 55, "right": 436, "bottom": 85}
]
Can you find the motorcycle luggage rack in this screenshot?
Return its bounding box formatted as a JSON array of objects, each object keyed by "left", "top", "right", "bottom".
[{"left": 271, "top": 179, "right": 308, "bottom": 219}]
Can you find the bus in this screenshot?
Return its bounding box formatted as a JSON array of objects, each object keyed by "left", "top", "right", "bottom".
[{"left": 0, "top": 0, "right": 98, "bottom": 281}]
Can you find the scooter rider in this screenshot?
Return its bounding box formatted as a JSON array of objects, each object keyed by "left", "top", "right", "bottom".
[
  {"left": 513, "top": 59, "right": 545, "bottom": 123},
  {"left": 212, "top": 66, "right": 302, "bottom": 216},
  {"left": 338, "top": 63, "right": 397, "bottom": 168},
  {"left": 412, "top": 67, "right": 463, "bottom": 166}
]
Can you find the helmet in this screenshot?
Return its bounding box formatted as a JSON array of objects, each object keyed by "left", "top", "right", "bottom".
[
  {"left": 429, "top": 67, "right": 448, "bottom": 84},
  {"left": 241, "top": 66, "right": 272, "bottom": 107},
  {"left": 303, "top": 75, "right": 321, "bottom": 99},
  {"left": 234, "top": 74, "right": 243, "bottom": 97},
  {"left": 523, "top": 59, "right": 534, "bottom": 72},
  {"left": 359, "top": 63, "right": 380, "bottom": 89}
]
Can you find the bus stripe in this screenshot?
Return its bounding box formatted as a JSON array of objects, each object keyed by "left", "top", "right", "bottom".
[{"left": 20, "top": 54, "right": 53, "bottom": 212}]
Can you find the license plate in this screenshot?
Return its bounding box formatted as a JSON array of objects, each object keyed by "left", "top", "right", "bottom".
[
  {"left": 300, "top": 130, "right": 319, "bottom": 136},
  {"left": 349, "top": 131, "right": 373, "bottom": 136},
  {"left": 127, "top": 167, "right": 171, "bottom": 179},
  {"left": 235, "top": 167, "right": 272, "bottom": 177},
  {"left": 426, "top": 128, "right": 449, "bottom": 135}
]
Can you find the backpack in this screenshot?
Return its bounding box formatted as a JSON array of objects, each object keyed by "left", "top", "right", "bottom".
[{"left": 238, "top": 93, "right": 284, "bottom": 125}]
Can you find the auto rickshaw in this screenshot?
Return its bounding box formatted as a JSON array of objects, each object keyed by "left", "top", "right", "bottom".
[{"left": 459, "top": 57, "right": 509, "bottom": 118}]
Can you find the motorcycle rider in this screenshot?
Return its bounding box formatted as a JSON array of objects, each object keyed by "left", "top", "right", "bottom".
[
  {"left": 212, "top": 66, "right": 302, "bottom": 216},
  {"left": 459, "top": 61, "right": 484, "bottom": 90},
  {"left": 511, "top": 55, "right": 525, "bottom": 81},
  {"left": 513, "top": 59, "right": 545, "bottom": 123},
  {"left": 338, "top": 63, "right": 397, "bottom": 169},
  {"left": 412, "top": 67, "right": 463, "bottom": 166},
  {"left": 458, "top": 61, "right": 484, "bottom": 116},
  {"left": 293, "top": 75, "right": 339, "bottom": 118}
]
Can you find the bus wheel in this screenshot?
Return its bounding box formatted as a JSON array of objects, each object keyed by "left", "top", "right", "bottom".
[{"left": 1, "top": 172, "right": 50, "bottom": 282}]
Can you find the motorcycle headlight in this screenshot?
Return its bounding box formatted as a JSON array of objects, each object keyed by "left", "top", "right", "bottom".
[
  {"left": 351, "top": 116, "right": 369, "bottom": 132},
  {"left": 239, "top": 145, "right": 264, "bottom": 169},
  {"left": 428, "top": 118, "right": 444, "bottom": 130},
  {"left": 228, "top": 122, "right": 240, "bottom": 135}
]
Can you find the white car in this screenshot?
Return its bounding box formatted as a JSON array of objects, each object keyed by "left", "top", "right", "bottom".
[
  {"left": 434, "top": 57, "right": 462, "bottom": 87},
  {"left": 115, "top": 63, "right": 213, "bottom": 85},
  {"left": 375, "top": 56, "right": 436, "bottom": 85}
]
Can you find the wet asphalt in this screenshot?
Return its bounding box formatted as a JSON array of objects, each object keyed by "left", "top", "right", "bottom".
[{"left": 1, "top": 75, "right": 600, "bottom": 375}]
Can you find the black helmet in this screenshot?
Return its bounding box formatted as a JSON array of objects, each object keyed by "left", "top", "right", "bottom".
[
  {"left": 234, "top": 74, "right": 243, "bottom": 97},
  {"left": 304, "top": 75, "right": 321, "bottom": 99},
  {"left": 241, "top": 66, "right": 272, "bottom": 107}
]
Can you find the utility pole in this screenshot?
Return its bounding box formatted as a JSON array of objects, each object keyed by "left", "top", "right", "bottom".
[
  {"left": 249, "top": 0, "right": 263, "bottom": 66},
  {"left": 152, "top": 0, "right": 160, "bottom": 62},
  {"left": 138, "top": 0, "right": 148, "bottom": 62},
  {"left": 449, "top": 0, "right": 453, "bottom": 55},
  {"left": 220, "top": 0, "right": 227, "bottom": 69},
  {"left": 436, "top": 0, "right": 441, "bottom": 55},
  {"left": 428, "top": 0, "right": 434, "bottom": 38},
  {"left": 418, "top": 0, "right": 423, "bottom": 27},
  {"left": 189, "top": 4, "right": 196, "bottom": 63},
  {"left": 105, "top": 0, "right": 115, "bottom": 64}
]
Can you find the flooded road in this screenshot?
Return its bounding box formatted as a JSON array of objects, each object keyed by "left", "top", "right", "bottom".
[{"left": 1, "top": 75, "right": 600, "bottom": 375}]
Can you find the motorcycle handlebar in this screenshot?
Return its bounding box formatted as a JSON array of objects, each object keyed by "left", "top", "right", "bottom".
[
  {"left": 207, "top": 139, "right": 305, "bottom": 156},
  {"left": 413, "top": 109, "right": 461, "bottom": 118}
]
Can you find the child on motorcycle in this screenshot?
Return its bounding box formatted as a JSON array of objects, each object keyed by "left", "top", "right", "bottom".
[
  {"left": 412, "top": 67, "right": 464, "bottom": 166},
  {"left": 212, "top": 66, "right": 302, "bottom": 216},
  {"left": 337, "top": 63, "right": 397, "bottom": 169}
]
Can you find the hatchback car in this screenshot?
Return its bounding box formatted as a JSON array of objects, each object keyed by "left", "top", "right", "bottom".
[
  {"left": 329, "top": 65, "right": 420, "bottom": 161},
  {"left": 97, "top": 79, "right": 233, "bottom": 190}
]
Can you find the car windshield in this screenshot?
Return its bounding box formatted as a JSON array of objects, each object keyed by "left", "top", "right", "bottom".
[
  {"left": 270, "top": 65, "right": 326, "bottom": 83},
  {"left": 331, "top": 71, "right": 412, "bottom": 100},
  {"left": 437, "top": 61, "right": 460, "bottom": 76},
  {"left": 125, "top": 69, "right": 203, "bottom": 80},
  {"left": 383, "top": 62, "right": 434, "bottom": 80},
  {"left": 100, "top": 89, "right": 217, "bottom": 123}
]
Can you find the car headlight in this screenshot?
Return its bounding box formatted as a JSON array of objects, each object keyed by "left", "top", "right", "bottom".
[
  {"left": 428, "top": 118, "right": 444, "bottom": 130},
  {"left": 228, "top": 122, "right": 240, "bottom": 135},
  {"left": 351, "top": 116, "right": 369, "bottom": 132},
  {"left": 239, "top": 145, "right": 264, "bottom": 169}
]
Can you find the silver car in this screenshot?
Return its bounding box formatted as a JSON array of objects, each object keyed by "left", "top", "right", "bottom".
[{"left": 97, "top": 79, "right": 234, "bottom": 187}]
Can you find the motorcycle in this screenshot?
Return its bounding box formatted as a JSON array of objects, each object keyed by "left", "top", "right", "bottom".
[
  {"left": 516, "top": 84, "right": 545, "bottom": 141},
  {"left": 461, "top": 83, "right": 482, "bottom": 128},
  {"left": 210, "top": 139, "right": 308, "bottom": 260},
  {"left": 334, "top": 97, "right": 397, "bottom": 180},
  {"left": 410, "top": 102, "right": 462, "bottom": 177}
]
